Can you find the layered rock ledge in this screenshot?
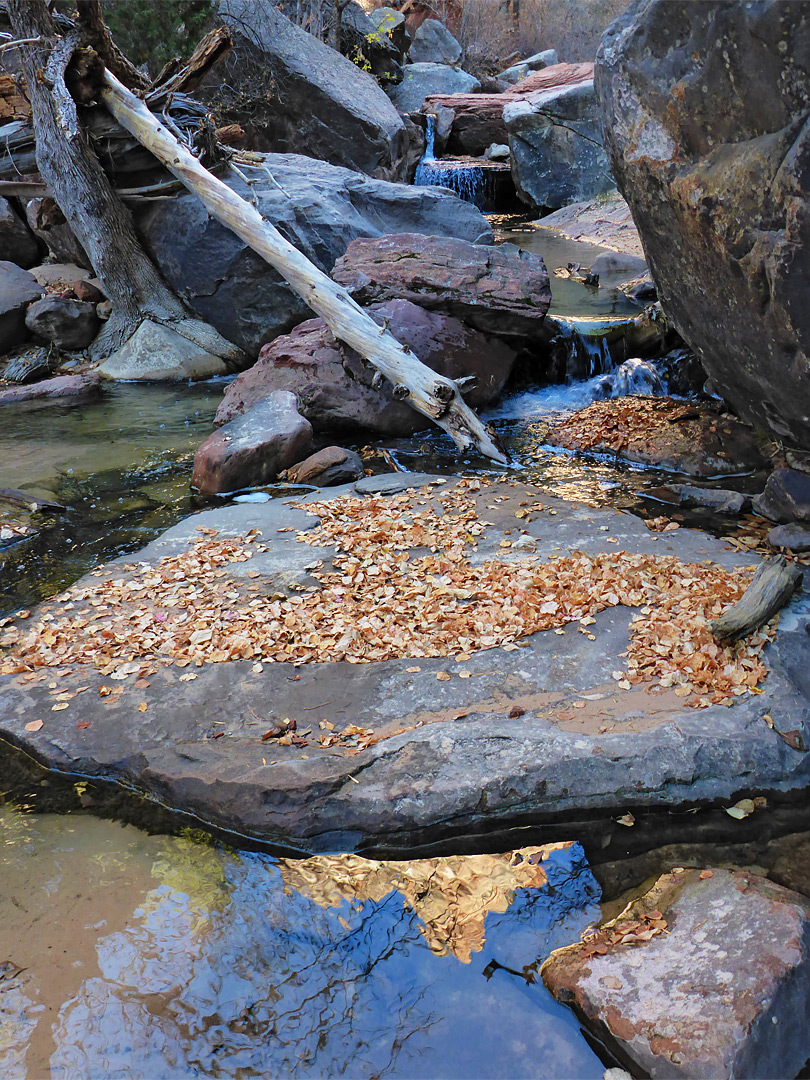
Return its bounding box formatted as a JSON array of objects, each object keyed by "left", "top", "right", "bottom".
[{"left": 0, "top": 475, "right": 807, "bottom": 854}]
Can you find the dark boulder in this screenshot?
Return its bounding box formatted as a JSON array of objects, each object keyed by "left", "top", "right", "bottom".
[
  {"left": 596, "top": 0, "right": 810, "bottom": 448},
  {"left": 408, "top": 19, "right": 462, "bottom": 65},
  {"left": 215, "top": 298, "right": 518, "bottom": 435},
  {"left": 0, "top": 260, "right": 43, "bottom": 352},
  {"left": 332, "top": 232, "right": 550, "bottom": 338},
  {"left": 207, "top": 0, "right": 409, "bottom": 181},
  {"left": 192, "top": 390, "right": 312, "bottom": 495},
  {"left": 752, "top": 467, "right": 810, "bottom": 525},
  {"left": 768, "top": 523, "right": 810, "bottom": 553},
  {"left": 24, "top": 296, "right": 99, "bottom": 350},
  {"left": 136, "top": 157, "right": 493, "bottom": 357},
  {"left": 0, "top": 196, "right": 39, "bottom": 268},
  {"left": 281, "top": 446, "right": 365, "bottom": 487},
  {"left": 504, "top": 78, "right": 614, "bottom": 211}
]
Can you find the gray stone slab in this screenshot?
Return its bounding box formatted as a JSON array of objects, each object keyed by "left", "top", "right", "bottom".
[{"left": 1, "top": 475, "right": 808, "bottom": 853}]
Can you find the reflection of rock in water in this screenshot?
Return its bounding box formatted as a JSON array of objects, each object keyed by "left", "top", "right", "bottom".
[{"left": 279, "top": 844, "right": 569, "bottom": 963}]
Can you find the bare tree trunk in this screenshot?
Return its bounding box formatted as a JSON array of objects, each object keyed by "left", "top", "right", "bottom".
[
  {"left": 101, "top": 70, "right": 509, "bottom": 463},
  {"left": 6, "top": 0, "right": 244, "bottom": 366}
]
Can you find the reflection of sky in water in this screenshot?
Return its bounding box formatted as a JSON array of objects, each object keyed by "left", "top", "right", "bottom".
[{"left": 1, "top": 811, "right": 604, "bottom": 1080}]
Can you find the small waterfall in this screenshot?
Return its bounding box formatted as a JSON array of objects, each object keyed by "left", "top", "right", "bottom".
[
  {"left": 548, "top": 318, "right": 615, "bottom": 380},
  {"left": 414, "top": 114, "right": 510, "bottom": 210}
]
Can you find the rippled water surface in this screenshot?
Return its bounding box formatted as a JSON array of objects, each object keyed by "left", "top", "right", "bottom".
[{"left": 0, "top": 810, "right": 605, "bottom": 1079}]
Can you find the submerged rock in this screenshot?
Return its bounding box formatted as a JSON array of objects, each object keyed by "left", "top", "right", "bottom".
[
  {"left": 281, "top": 446, "right": 364, "bottom": 487},
  {"left": 752, "top": 468, "right": 810, "bottom": 525},
  {"left": 136, "top": 158, "right": 493, "bottom": 357},
  {"left": 192, "top": 390, "right": 312, "bottom": 495},
  {"left": 332, "top": 232, "right": 550, "bottom": 338},
  {"left": 596, "top": 0, "right": 810, "bottom": 449},
  {"left": 216, "top": 298, "right": 517, "bottom": 435},
  {"left": 208, "top": 0, "right": 409, "bottom": 180},
  {"left": 0, "top": 372, "right": 101, "bottom": 405},
  {"left": 542, "top": 868, "right": 810, "bottom": 1080},
  {"left": 504, "top": 78, "right": 614, "bottom": 211}
]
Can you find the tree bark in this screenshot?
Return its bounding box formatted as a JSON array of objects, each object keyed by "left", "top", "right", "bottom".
[
  {"left": 101, "top": 69, "right": 509, "bottom": 463},
  {"left": 6, "top": 0, "right": 244, "bottom": 366}
]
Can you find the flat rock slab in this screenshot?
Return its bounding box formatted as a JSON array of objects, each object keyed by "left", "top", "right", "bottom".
[
  {"left": 542, "top": 867, "right": 810, "bottom": 1079},
  {"left": 0, "top": 476, "right": 808, "bottom": 853}
]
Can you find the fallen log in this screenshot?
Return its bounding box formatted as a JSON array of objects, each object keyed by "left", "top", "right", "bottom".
[
  {"left": 710, "top": 556, "right": 802, "bottom": 642},
  {"left": 99, "top": 69, "right": 509, "bottom": 465}
]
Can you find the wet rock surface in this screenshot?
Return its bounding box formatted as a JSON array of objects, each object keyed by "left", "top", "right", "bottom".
[
  {"left": 332, "top": 232, "right": 550, "bottom": 338},
  {"left": 542, "top": 867, "right": 810, "bottom": 1080},
  {"left": 136, "top": 159, "right": 492, "bottom": 356},
  {"left": 215, "top": 299, "right": 517, "bottom": 435},
  {"left": 0, "top": 476, "right": 807, "bottom": 854},
  {"left": 535, "top": 190, "right": 645, "bottom": 258},
  {"left": 596, "top": 0, "right": 810, "bottom": 449},
  {"left": 192, "top": 391, "right": 312, "bottom": 495}
]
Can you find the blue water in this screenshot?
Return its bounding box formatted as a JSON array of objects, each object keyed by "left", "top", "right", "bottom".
[{"left": 0, "top": 810, "right": 606, "bottom": 1079}]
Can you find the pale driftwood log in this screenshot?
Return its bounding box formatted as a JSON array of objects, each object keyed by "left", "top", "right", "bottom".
[
  {"left": 100, "top": 70, "right": 509, "bottom": 464},
  {"left": 710, "top": 556, "right": 802, "bottom": 642}
]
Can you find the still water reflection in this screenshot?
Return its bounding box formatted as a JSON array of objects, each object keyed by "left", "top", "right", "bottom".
[{"left": 1, "top": 810, "right": 605, "bottom": 1079}]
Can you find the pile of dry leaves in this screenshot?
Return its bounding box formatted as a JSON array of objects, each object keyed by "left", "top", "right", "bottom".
[{"left": 0, "top": 480, "right": 774, "bottom": 708}]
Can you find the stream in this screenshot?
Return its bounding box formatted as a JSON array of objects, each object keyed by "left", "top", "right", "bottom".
[{"left": 0, "top": 221, "right": 773, "bottom": 1078}]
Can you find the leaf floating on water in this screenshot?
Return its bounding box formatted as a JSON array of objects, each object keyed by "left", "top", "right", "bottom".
[
  {"left": 616, "top": 813, "right": 636, "bottom": 827},
  {"left": 725, "top": 798, "right": 756, "bottom": 820}
]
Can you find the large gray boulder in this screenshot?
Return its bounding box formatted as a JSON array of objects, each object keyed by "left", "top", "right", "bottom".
[
  {"left": 136, "top": 156, "right": 493, "bottom": 357},
  {"left": 387, "top": 63, "right": 480, "bottom": 114},
  {"left": 408, "top": 18, "right": 462, "bottom": 65},
  {"left": 0, "top": 197, "right": 39, "bottom": 268},
  {"left": 98, "top": 320, "right": 230, "bottom": 382},
  {"left": 24, "top": 296, "right": 99, "bottom": 350},
  {"left": 504, "top": 79, "right": 614, "bottom": 211},
  {"left": 208, "top": 0, "right": 409, "bottom": 181},
  {"left": 596, "top": 0, "right": 810, "bottom": 449}
]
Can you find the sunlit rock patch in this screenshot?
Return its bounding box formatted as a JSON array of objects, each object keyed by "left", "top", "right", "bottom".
[{"left": 0, "top": 479, "right": 774, "bottom": 708}]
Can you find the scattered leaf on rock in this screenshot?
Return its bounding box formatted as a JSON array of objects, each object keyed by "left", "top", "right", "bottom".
[{"left": 24, "top": 719, "right": 43, "bottom": 732}]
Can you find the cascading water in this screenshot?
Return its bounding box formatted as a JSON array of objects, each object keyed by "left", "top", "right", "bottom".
[{"left": 414, "top": 114, "right": 509, "bottom": 210}]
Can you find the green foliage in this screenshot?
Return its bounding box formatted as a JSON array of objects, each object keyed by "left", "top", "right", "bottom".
[{"left": 101, "top": 0, "right": 217, "bottom": 74}]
